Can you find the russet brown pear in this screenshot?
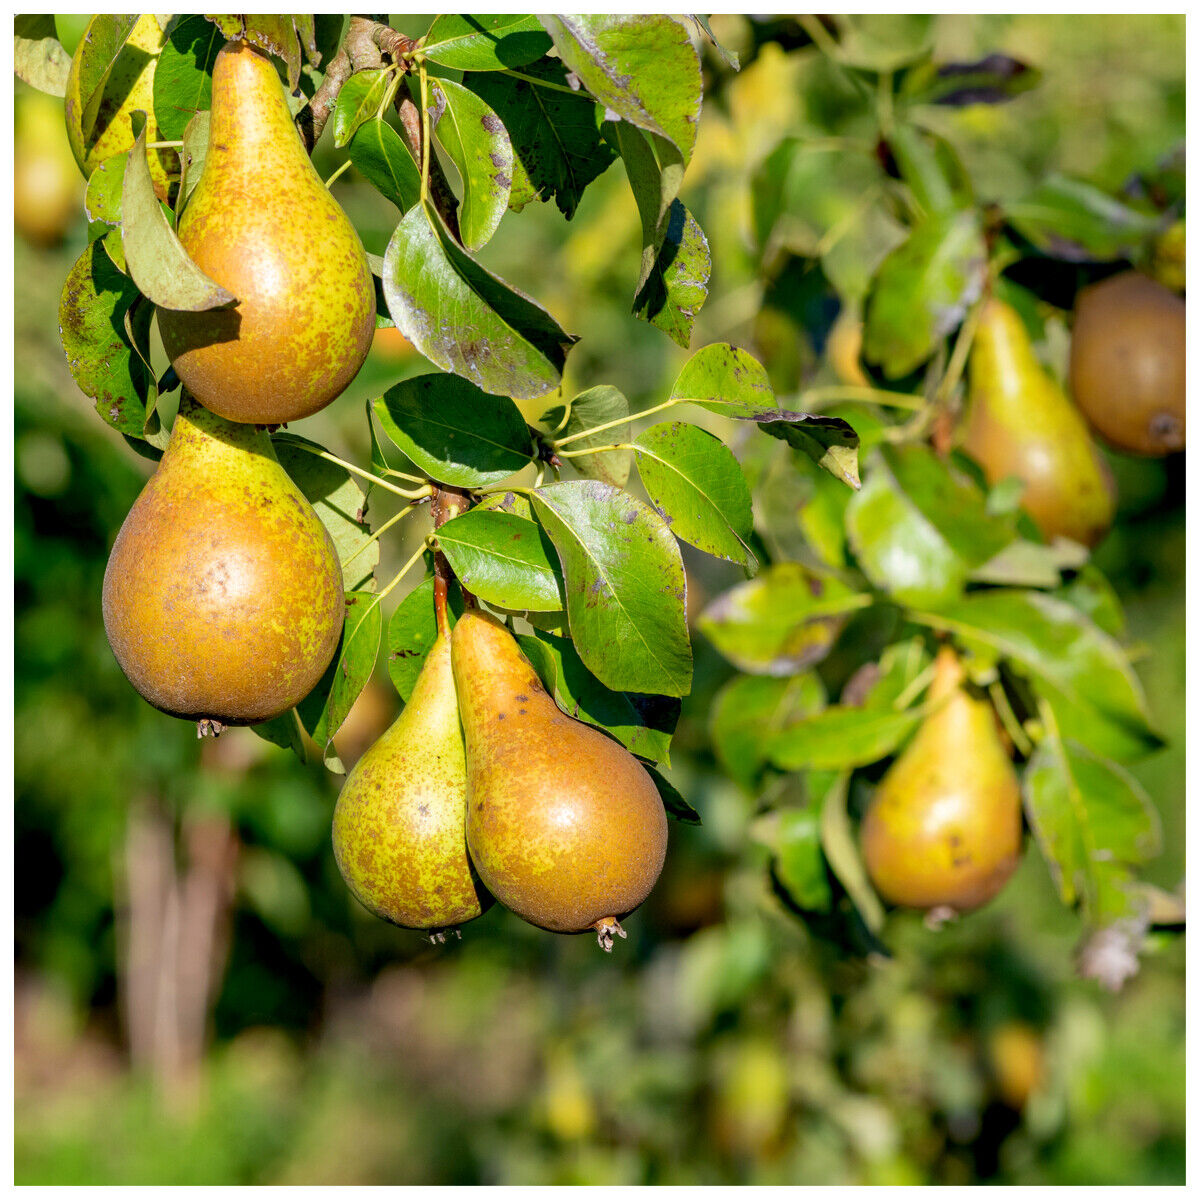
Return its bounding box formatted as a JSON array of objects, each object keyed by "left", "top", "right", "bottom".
[
  {"left": 861, "top": 645, "right": 1023, "bottom": 913},
  {"left": 333, "top": 585, "right": 489, "bottom": 933},
  {"left": 102, "top": 396, "right": 344, "bottom": 727},
  {"left": 451, "top": 609, "right": 668, "bottom": 948},
  {"left": 964, "top": 298, "right": 1116, "bottom": 548},
  {"left": 158, "top": 40, "right": 375, "bottom": 425}
]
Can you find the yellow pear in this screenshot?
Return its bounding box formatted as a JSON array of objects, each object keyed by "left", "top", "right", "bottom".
[
  {"left": 861, "top": 645, "right": 1022, "bottom": 913},
  {"left": 14, "top": 88, "right": 82, "bottom": 245},
  {"left": 103, "top": 395, "right": 344, "bottom": 728},
  {"left": 157, "top": 40, "right": 375, "bottom": 425},
  {"left": 332, "top": 583, "right": 489, "bottom": 933},
  {"left": 964, "top": 297, "right": 1116, "bottom": 547},
  {"left": 451, "top": 608, "right": 668, "bottom": 948}
]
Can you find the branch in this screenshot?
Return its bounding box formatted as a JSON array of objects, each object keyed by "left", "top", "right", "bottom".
[
  {"left": 431, "top": 485, "right": 473, "bottom": 602},
  {"left": 396, "top": 81, "right": 462, "bottom": 242}
]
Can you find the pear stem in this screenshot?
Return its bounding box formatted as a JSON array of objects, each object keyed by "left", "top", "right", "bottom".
[
  {"left": 418, "top": 64, "right": 432, "bottom": 208},
  {"left": 556, "top": 442, "right": 633, "bottom": 460},
  {"left": 340, "top": 502, "right": 425, "bottom": 569},
  {"left": 989, "top": 680, "right": 1034, "bottom": 758},
  {"left": 593, "top": 917, "right": 627, "bottom": 953},
  {"left": 376, "top": 538, "right": 435, "bottom": 605},
  {"left": 800, "top": 385, "right": 926, "bottom": 412},
  {"left": 284, "top": 441, "right": 429, "bottom": 497},
  {"left": 553, "top": 398, "right": 680, "bottom": 448},
  {"left": 324, "top": 159, "right": 353, "bottom": 190}
]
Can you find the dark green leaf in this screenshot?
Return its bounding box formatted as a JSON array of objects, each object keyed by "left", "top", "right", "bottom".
[
  {"left": 1056, "top": 564, "right": 1126, "bottom": 640},
  {"left": 645, "top": 765, "right": 699, "bottom": 824},
  {"left": 436, "top": 509, "right": 564, "bottom": 612},
  {"left": 517, "top": 629, "right": 679, "bottom": 763},
  {"left": 753, "top": 799, "right": 832, "bottom": 913},
  {"left": 634, "top": 423, "right": 755, "bottom": 568},
  {"left": 531, "top": 480, "right": 692, "bottom": 697},
  {"left": 331, "top": 68, "right": 390, "bottom": 148},
  {"left": 372, "top": 373, "right": 534, "bottom": 486},
  {"left": 540, "top": 14, "right": 701, "bottom": 164},
  {"left": 429, "top": 78, "right": 512, "bottom": 250},
  {"left": 908, "top": 53, "right": 1040, "bottom": 107},
  {"left": 422, "top": 14, "right": 552, "bottom": 71},
  {"left": 15, "top": 14, "right": 71, "bottom": 96},
  {"left": 348, "top": 117, "right": 421, "bottom": 213},
  {"left": 463, "top": 58, "right": 616, "bottom": 217},
  {"left": 863, "top": 209, "right": 987, "bottom": 378},
  {"left": 272, "top": 434, "right": 379, "bottom": 593},
  {"left": 710, "top": 673, "right": 826, "bottom": 789},
  {"left": 544, "top": 385, "right": 631, "bottom": 487},
  {"left": 153, "top": 14, "right": 222, "bottom": 140},
  {"left": 382, "top": 203, "right": 576, "bottom": 399},
  {"left": 123, "top": 119, "right": 235, "bottom": 310},
  {"left": 760, "top": 419, "right": 861, "bottom": 489},
  {"left": 249, "top": 708, "right": 310, "bottom": 761},
  {"left": 698, "top": 563, "right": 870, "bottom": 676},
  {"left": 59, "top": 239, "right": 157, "bottom": 436}
]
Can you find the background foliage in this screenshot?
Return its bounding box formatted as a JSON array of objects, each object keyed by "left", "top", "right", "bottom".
[{"left": 15, "top": 13, "right": 1184, "bottom": 1184}]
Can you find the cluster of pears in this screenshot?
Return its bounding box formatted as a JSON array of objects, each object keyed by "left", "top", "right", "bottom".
[
  {"left": 102, "top": 37, "right": 376, "bottom": 729},
  {"left": 333, "top": 586, "right": 669, "bottom": 948},
  {"left": 861, "top": 644, "right": 1023, "bottom": 914}
]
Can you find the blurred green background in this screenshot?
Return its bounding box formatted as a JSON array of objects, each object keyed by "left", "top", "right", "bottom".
[{"left": 15, "top": 14, "right": 1184, "bottom": 1185}]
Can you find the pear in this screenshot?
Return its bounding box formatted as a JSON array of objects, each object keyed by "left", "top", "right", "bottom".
[
  {"left": 451, "top": 609, "right": 668, "bottom": 949},
  {"left": 964, "top": 297, "right": 1116, "bottom": 548},
  {"left": 157, "top": 40, "right": 375, "bottom": 425},
  {"left": 332, "top": 584, "right": 488, "bottom": 933},
  {"left": 1069, "top": 270, "right": 1185, "bottom": 457},
  {"left": 860, "top": 645, "right": 1022, "bottom": 913},
  {"left": 102, "top": 395, "right": 344, "bottom": 728},
  {"left": 64, "top": 15, "right": 171, "bottom": 200},
  {"left": 14, "top": 88, "right": 82, "bottom": 246}
]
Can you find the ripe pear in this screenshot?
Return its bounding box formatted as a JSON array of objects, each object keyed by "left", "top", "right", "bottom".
[
  {"left": 102, "top": 395, "right": 344, "bottom": 728},
  {"left": 332, "top": 585, "right": 488, "bottom": 933},
  {"left": 157, "top": 40, "right": 375, "bottom": 425},
  {"left": 1069, "top": 270, "right": 1185, "bottom": 456},
  {"left": 14, "top": 88, "right": 82, "bottom": 246},
  {"left": 451, "top": 609, "right": 668, "bottom": 948},
  {"left": 64, "top": 14, "right": 171, "bottom": 200},
  {"left": 861, "top": 645, "right": 1022, "bottom": 913},
  {"left": 964, "top": 297, "right": 1116, "bottom": 548}
]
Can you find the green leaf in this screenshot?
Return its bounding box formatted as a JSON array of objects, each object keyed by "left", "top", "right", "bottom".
[
  {"left": 429, "top": 78, "right": 512, "bottom": 250},
  {"left": 296, "top": 591, "right": 383, "bottom": 771},
  {"left": 249, "top": 708, "right": 309, "bottom": 761},
  {"left": 645, "top": 764, "right": 700, "bottom": 824},
  {"left": 834, "top": 14, "right": 934, "bottom": 72},
  {"left": 698, "top": 563, "right": 870, "bottom": 676},
  {"left": 689, "top": 15, "right": 740, "bottom": 70},
  {"left": 348, "top": 117, "right": 421, "bottom": 214},
  {"left": 372, "top": 373, "right": 534, "bottom": 486},
  {"left": 770, "top": 704, "right": 925, "bottom": 771},
  {"left": 473, "top": 489, "right": 534, "bottom": 520},
  {"left": 85, "top": 153, "right": 127, "bottom": 227},
  {"left": 177, "top": 110, "right": 209, "bottom": 211},
  {"left": 272, "top": 434, "right": 379, "bottom": 593},
  {"left": 1024, "top": 734, "right": 1162, "bottom": 923},
  {"left": 292, "top": 15, "right": 319, "bottom": 65},
  {"left": 759, "top": 419, "right": 861, "bottom": 490},
  {"left": 331, "top": 68, "right": 390, "bottom": 148},
  {"left": 540, "top": 14, "right": 702, "bottom": 165},
  {"left": 1006, "top": 174, "right": 1164, "bottom": 262},
  {"left": 153, "top": 14, "right": 222, "bottom": 140},
  {"left": 422, "top": 14, "right": 552, "bottom": 71},
  {"left": 59, "top": 239, "right": 157, "bottom": 437},
  {"left": 634, "top": 423, "right": 756, "bottom": 568},
  {"left": 386, "top": 577, "right": 437, "bottom": 702},
  {"left": 818, "top": 771, "right": 885, "bottom": 932},
  {"left": 436, "top": 509, "right": 565, "bottom": 612},
  {"left": 382, "top": 203, "right": 576, "bottom": 399},
  {"left": 463, "top": 59, "right": 616, "bottom": 218},
  {"left": 15, "top": 14, "right": 71, "bottom": 96},
  {"left": 123, "top": 119, "right": 235, "bottom": 310},
  {"left": 863, "top": 209, "right": 987, "bottom": 378},
  {"left": 531, "top": 480, "right": 692, "bottom": 697},
  {"left": 915, "top": 590, "right": 1162, "bottom": 762},
  {"left": 847, "top": 444, "right": 1015, "bottom": 608},
  {"left": 906, "top": 53, "right": 1040, "bottom": 107},
  {"left": 1056, "top": 564, "right": 1126, "bottom": 640},
  {"left": 516, "top": 629, "right": 679, "bottom": 763},
  {"left": 753, "top": 798, "right": 833, "bottom": 913},
  {"left": 710, "top": 673, "right": 826, "bottom": 790},
  {"left": 543, "top": 385, "right": 631, "bottom": 488}
]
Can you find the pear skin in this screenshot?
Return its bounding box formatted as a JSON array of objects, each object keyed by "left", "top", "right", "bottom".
[
  {"left": 158, "top": 40, "right": 375, "bottom": 425},
  {"left": 964, "top": 298, "right": 1116, "bottom": 548},
  {"left": 333, "top": 586, "right": 488, "bottom": 932},
  {"left": 451, "top": 609, "right": 668, "bottom": 947},
  {"left": 861, "top": 645, "right": 1022, "bottom": 913},
  {"left": 1069, "top": 271, "right": 1185, "bottom": 456},
  {"left": 102, "top": 395, "right": 344, "bottom": 726}
]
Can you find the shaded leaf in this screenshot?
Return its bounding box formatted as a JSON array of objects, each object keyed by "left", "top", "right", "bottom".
[
  {"left": 153, "top": 14, "right": 222, "bottom": 140},
  {"left": 646, "top": 764, "right": 700, "bottom": 824},
  {"left": 422, "top": 14, "right": 552, "bottom": 71},
  {"left": 385, "top": 576, "right": 466, "bottom": 702},
  {"left": 544, "top": 385, "right": 631, "bottom": 487},
  {"left": 348, "top": 117, "right": 421, "bottom": 213}
]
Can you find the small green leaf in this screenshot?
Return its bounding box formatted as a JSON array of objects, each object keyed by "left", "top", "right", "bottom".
[
  {"left": 516, "top": 629, "right": 679, "bottom": 763},
  {"left": 532, "top": 480, "right": 692, "bottom": 697},
  {"left": 544, "top": 385, "right": 631, "bottom": 488},
  {"left": 436, "top": 509, "right": 565, "bottom": 612},
  {"left": 331, "top": 68, "right": 390, "bottom": 148},
  {"left": 85, "top": 153, "right": 127, "bottom": 227},
  {"left": 429, "top": 78, "right": 512, "bottom": 250},
  {"left": 634, "top": 422, "right": 756, "bottom": 568},
  {"left": 699, "top": 563, "right": 871, "bottom": 676},
  {"left": 372, "top": 373, "right": 534, "bottom": 486},
  {"left": 348, "top": 117, "right": 421, "bottom": 213},
  {"left": 422, "top": 14, "right": 552, "bottom": 71},
  {"left": 153, "top": 14, "right": 222, "bottom": 140},
  {"left": 382, "top": 203, "right": 576, "bottom": 399},
  {"left": 123, "top": 119, "right": 235, "bottom": 311}
]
